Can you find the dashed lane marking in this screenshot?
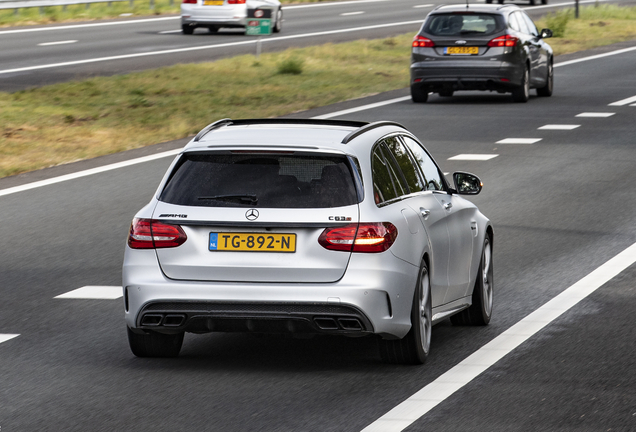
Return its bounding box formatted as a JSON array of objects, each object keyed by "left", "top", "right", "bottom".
[
  {"left": 496, "top": 138, "right": 542, "bottom": 144},
  {"left": 38, "top": 40, "right": 78, "bottom": 46},
  {"left": 608, "top": 95, "right": 636, "bottom": 106},
  {"left": 447, "top": 154, "right": 498, "bottom": 161},
  {"left": 312, "top": 96, "right": 411, "bottom": 119},
  {"left": 0, "top": 334, "right": 20, "bottom": 344},
  {"left": 341, "top": 11, "right": 365, "bottom": 16},
  {"left": 55, "top": 286, "right": 123, "bottom": 299},
  {"left": 361, "top": 242, "right": 636, "bottom": 432},
  {"left": 576, "top": 112, "right": 615, "bottom": 118},
  {"left": 538, "top": 125, "right": 580, "bottom": 130},
  {"left": 413, "top": 4, "right": 434, "bottom": 8}
]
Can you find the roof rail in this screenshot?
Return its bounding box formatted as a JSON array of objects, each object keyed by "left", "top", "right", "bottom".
[
  {"left": 341, "top": 121, "right": 406, "bottom": 144},
  {"left": 193, "top": 118, "right": 369, "bottom": 142}
]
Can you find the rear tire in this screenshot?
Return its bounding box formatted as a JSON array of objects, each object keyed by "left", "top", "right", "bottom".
[
  {"left": 127, "top": 327, "right": 184, "bottom": 358},
  {"left": 511, "top": 66, "right": 529, "bottom": 103},
  {"left": 273, "top": 8, "right": 283, "bottom": 33},
  {"left": 379, "top": 261, "right": 432, "bottom": 364},
  {"left": 182, "top": 24, "right": 194, "bottom": 35},
  {"left": 529, "top": 0, "right": 536, "bottom": 5},
  {"left": 536, "top": 59, "right": 553, "bottom": 97},
  {"left": 498, "top": 0, "right": 504, "bottom": 4},
  {"left": 411, "top": 85, "right": 429, "bottom": 103},
  {"left": 450, "top": 235, "right": 493, "bottom": 326},
  {"left": 486, "top": 0, "right": 493, "bottom": 3}
]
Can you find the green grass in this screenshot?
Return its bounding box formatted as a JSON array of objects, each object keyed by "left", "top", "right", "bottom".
[{"left": 0, "top": 0, "right": 334, "bottom": 27}]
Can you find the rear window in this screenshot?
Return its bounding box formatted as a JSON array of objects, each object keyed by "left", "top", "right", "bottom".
[
  {"left": 424, "top": 13, "right": 502, "bottom": 37},
  {"left": 160, "top": 152, "right": 360, "bottom": 208}
]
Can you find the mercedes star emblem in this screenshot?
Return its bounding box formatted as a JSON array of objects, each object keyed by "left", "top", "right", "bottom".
[{"left": 245, "top": 209, "right": 259, "bottom": 221}]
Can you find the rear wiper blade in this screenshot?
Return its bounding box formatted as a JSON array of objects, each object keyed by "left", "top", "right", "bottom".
[{"left": 198, "top": 194, "right": 258, "bottom": 204}]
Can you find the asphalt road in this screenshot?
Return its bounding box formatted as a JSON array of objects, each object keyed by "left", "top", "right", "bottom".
[
  {"left": 0, "top": 0, "right": 632, "bottom": 91},
  {"left": 1, "top": 32, "right": 635, "bottom": 431}
]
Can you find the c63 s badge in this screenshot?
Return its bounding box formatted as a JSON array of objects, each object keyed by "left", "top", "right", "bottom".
[{"left": 329, "top": 216, "right": 352, "bottom": 221}]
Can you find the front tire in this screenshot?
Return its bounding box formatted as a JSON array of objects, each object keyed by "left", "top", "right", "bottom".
[
  {"left": 411, "top": 85, "right": 429, "bottom": 103},
  {"left": 127, "top": 327, "right": 184, "bottom": 358},
  {"left": 511, "top": 66, "right": 530, "bottom": 103},
  {"left": 451, "top": 235, "right": 494, "bottom": 326},
  {"left": 379, "top": 261, "right": 432, "bottom": 364},
  {"left": 536, "top": 59, "right": 553, "bottom": 97}
]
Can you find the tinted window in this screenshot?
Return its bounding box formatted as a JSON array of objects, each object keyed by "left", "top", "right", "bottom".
[
  {"left": 402, "top": 136, "right": 444, "bottom": 191},
  {"left": 507, "top": 12, "right": 521, "bottom": 32},
  {"left": 520, "top": 12, "right": 539, "bottom": 36},
  {"left": 372, "top": 145, "right": 406, "bottom": 205},
  {"left": 514, "top": 11, "right": 530, "bottom": 35},
  {"left": 160, "top": 152, "right": 359, "bottom": 208},
  {"left": 383, "top": 136, "right": 424, "bottom": 193},
  {"left": 425, "top": 14, "right": 501, "bottom": 37}
]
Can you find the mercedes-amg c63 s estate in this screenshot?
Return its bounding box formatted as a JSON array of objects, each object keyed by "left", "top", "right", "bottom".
[{"left": 123, "top": 119, "right": 494, "bottom": 364}]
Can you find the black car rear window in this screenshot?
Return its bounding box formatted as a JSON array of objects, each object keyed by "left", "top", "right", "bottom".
[
  {"left": 424, "top": 13, "right": 502, "bottom": 37},
  {"left": 160, "top": 152, "right": 360, "bottom": 208}
]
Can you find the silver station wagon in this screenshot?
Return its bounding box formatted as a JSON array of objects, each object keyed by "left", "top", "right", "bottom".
[{"left": 123, "top": 119, "right": 494, "bottom": 364}]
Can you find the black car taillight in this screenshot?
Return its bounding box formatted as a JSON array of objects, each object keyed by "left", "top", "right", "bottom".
[
  {"left": 128, "top": 218, "right": 187, "bottom": 249},
  {"left": 318, "top": 223, "right": 398, "bottom": 253},
  {"left": 487, "top": 35, "right": 519, "bottom": 47},
  {"left": 412, "top": 35, "right": 435, "bottom": 48}
]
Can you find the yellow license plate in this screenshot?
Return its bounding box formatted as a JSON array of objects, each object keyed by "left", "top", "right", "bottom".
[
  {"left": 209, "top": 232, "right": 296, "bottom": 252},
  {"left": 203, "top": 0, "right": 224, "bottom": 5},
  {"left": 445, "top": 47, "right": 479, "bottom": 55}
]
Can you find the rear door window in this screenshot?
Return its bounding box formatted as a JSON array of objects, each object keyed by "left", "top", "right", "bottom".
[
  {"left": 382, "top": 136, "right": 425, "bottom": 193},
  {"left": 160, "top": 152, "right": 359, "bottom": 208},
  {"left": 425, "top": 14, "right": 501, "bottom": 37},
  {"left": 401, "top": 136, "right": 445, "bottom": 191},
  {"left": 372, "top": 144, "right": 408, "bottom": 205}
]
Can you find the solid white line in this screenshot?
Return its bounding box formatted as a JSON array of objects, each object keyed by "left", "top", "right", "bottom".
[
  {"left": 286, "top": 0, "right": 387, "bottom": 9},
  {"left": 0, "top": 20, "right": 423, "bottom": 75},
  {"left": 55, "top": 286, "right": 123, "bottom": 299},
  {"left": 496, "top": 138, "right": 542, "bottom": 144},
  {"left": 608, "top": 95, "right": 636, "bottom": 106},
  {"left": 447, "top": 154, "right": 498, "bottom": 161},
  {"left": 413, "top": 4, "right": 434, "bottom": 8},
  {"left": 38, "top": 40, "right": 78, "bottom": 46},
  {"left": 0, "top": 149, "right": 181, "bottom": 198},
  {"left": 538, "top": 124, "right": 580, "bottom": 130},
  {"left": 576, "top": 112, "right": 615, "bottom": 117},
  {"left": 341, "top": 11, "right": 365, "bottom": 16},
  {"left": 312, "top": 96, "right": 411, "bottom": 119},
  {"left": 0, "top": 16, "right": 179, "bottom": 35},
  {"left": 0, "top": 334, "right": 20, "bottom": 344},
  {"left": 555, "top": 45, "right": 636, "bottom": 68},
  {"left": 362, "top": 242, "right": 636, "bottom": 432}
]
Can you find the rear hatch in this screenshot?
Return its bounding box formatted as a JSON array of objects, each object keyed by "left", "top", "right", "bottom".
[{"left": 152, "top": 150, "right": 361, "bottom": 283}]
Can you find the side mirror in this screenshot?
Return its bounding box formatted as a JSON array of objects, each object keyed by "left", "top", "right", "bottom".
[
  {"left": 540, "top": 28, "right": 553, "bottom": 39},
  {"left": 453, "top": 172, "right": 482, "bottom": 195}
]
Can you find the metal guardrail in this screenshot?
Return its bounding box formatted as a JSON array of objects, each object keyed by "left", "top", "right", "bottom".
[{"left": 0, "top": 0, "right": 170, "bottom": 13}]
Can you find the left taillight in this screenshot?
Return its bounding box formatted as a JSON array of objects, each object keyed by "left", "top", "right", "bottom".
[
  {"left": 128, "top": 218, "right": 187, "bottom": 249},
  {"left": 227, "top": 0, "right": 245, "bottom": 3},
  {"left": 318, "top": 223, "right": 398, "bottom": 253},
  {"left": 182, "top": 0, "right": 197, "bottom": 3},
  {"left": 412, "top": 35, "right": 435, "bottom": 48}
]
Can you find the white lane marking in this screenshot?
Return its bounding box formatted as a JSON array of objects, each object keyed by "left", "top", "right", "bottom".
[
  {"left": 362, "top": 242, "right": 636, "bottom": 432},
  {"left": 0, "top": 334, "right": 20, "bottom": 344},
  {"left": 538, "top": 124, "right": 580, "bottom": 130},
  {"left": 159, "top": 30, "right": 184, "bottom": 34},
  {"left": 55, "top": 286, "right": 123, "bottom": 299},
  {"left": 38, "top": 40, "right": 78, "bottom": 46},
  {"left": 285, "top": 0, "right": 387, "bottom": 9},
  {"left": 413, "top": 4, "right": 434, "bottom": 8},
  {"left": 555, "top": 45, "right": 636, "bottom": 68},
  {"left": 0, "top": 16, "right": 179, "bottom": 35},
  {"left": 0, "top": 149, "right": 181, "bottom": 198},
  {"left": 341, "top": 11, "right": 365, "bottom": 16},
  {"left": 496, "top": 138, "right": 542, "bottom": 144},
  {"left": 608, "top": 95, "right": 636, "bottom": 106},
  {"left": 631, "top": 103, "right": 636, "bottom": 107},
  {"left": 447, "top": 154, "right": 498, "bottom": 161},
  {"left": 576, "top": 112, "right": 615, "bottom": 117},
  {"left": 0, "top": 20, "right": 423, "bottom": 75},
  {"left": 312, "top": 96, "right": 411, "bottom": 120}
]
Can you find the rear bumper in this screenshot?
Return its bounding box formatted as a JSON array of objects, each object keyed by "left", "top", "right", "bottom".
[
  {"left": 410, "top": 61, "right": 524, "bottom": 92},
  {"left": 123, "top": 248, "right": 419, "bottom": 339}
]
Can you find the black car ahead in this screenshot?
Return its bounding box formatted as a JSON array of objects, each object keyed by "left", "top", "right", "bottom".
[{"left": 410, "top": 4, "right": 553, "bottom": 103}]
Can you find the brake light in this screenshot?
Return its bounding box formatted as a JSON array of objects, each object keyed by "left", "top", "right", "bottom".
[
  {"left": 318, "top": 223, "right": 398, "bottom": 253},
  {"left": 182, "top": 0, "right": 197, "bottom": 3},
  {"left": 412, "top": 35, "right": 435, "bottom": 48},
  {"left": 487, "top": 35, "right": 518, "bottom": 47},
  {"left": 128, "top": 218, "right": 187, "bottom": 249},
  {"left": 227, "top": 0, "right": 246, "bottom": 3}
]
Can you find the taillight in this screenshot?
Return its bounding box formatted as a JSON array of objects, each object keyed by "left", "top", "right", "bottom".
[
  {"left": 182, "top": 0, "right": 197, "bottom": 3},
  {"left": 318, "top": 223, "right": 398, "bottom": 253},
  {"left": 487, "top": 35, "right": 518, "bottom": 47},
  {"left": 227, "top": 0, "right": 245, "bottom": 3},
  {"left": 412, "top": 35, "right": 435, "bottom": 48},
  {"left": 128, "top": 218, "right": 187, "bottom": 249}
]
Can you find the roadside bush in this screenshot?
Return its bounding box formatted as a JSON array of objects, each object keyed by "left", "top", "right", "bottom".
[
  {"left": 276, "top": 57, "right": 304, "bottom": 75},
  {"left": 545, "top": 9, "right": 572, "bottom": 37}
]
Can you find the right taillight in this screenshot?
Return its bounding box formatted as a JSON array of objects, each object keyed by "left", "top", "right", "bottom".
[
  {"left": 318, "top": 223, "right": 398, "bottom": 253},
  {"left": 412, "top": 35, "right": 435, "bottom": 48},
  {"left": 227, "top": 0, "right": 245, "bottom": 3},
  {"left": 128, "top": 218, "right": 187, "bottom": 249},
  {"left": 487, "top": 35, "right": 519, "bottom": 47},
  {"left": 182, "top": 0, "right": 197, "bottom": 3}
]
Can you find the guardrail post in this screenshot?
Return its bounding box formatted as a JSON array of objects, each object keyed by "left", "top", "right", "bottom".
[
  {"left": 85, "top": 2, "right": 90, "bottom": 9},
  {"left": 130, "top": 0, "right": 133, "bottom": 7},
  {"left": 39, "top": 6, "right": 43, "bottom": 14},
  {"left": 150, "top": 0, "right": 154, "bottom": 9}
]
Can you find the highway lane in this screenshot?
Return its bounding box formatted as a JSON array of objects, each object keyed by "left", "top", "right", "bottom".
[
  {"left": 1, "top": 43, "right": 636, "bottom": 431},
  {"left": 0, "top": 0, "right": 629, "bottom": 91}
]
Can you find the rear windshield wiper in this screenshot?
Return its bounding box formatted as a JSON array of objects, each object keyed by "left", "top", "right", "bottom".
[{"left": 198, "top": 194, "right": 258, "bottom": 205}]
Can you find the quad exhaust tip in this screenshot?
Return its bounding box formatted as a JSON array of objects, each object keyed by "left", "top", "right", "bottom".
[{"left": 314, "top": 317, "right": 363, "bottom": 331}]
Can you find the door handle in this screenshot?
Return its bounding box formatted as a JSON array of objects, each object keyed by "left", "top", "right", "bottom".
[
  {"left": 443, "top": 202, "right": 453, "bottom": 210},
  {"left": 420, "top": 208, "right": 431, "bottom": 220}
]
